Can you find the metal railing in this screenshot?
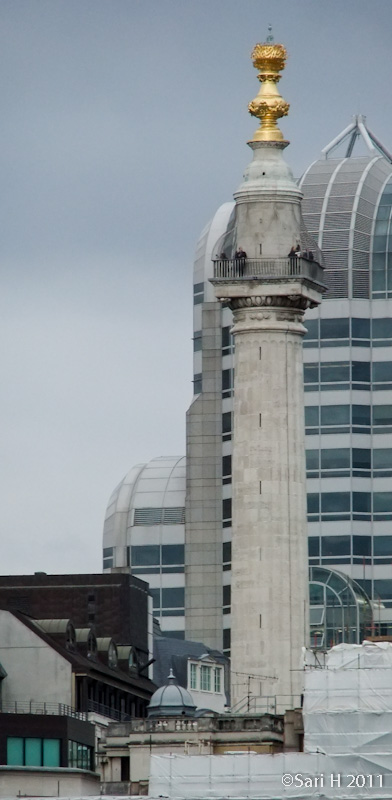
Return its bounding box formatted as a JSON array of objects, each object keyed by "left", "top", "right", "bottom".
[
  {"left": 230, "top": 694, "right": 302, "bottom": 716},
  {"left": 0, "top": 700, "right": 86, "bottom": 720},
  {"left": 212, "top": 257, "right": 325, "bottom": 285},
  {"left": 87, "top": 699, "right": 131, "bottom": 721}
]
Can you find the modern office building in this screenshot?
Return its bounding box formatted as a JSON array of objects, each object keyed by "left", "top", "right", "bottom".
[
  {"left": 103, "top": 456, "right": 186, "bottom": 638},
  {"left": 103, "top": 81, "right": 392, "bottom": 671}
]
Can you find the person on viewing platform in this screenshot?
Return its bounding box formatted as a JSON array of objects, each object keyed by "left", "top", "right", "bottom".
[{"left": 219, "top": 251, "right": 227, "bottom": 260}]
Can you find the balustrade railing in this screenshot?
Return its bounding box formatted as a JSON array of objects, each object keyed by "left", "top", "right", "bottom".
[
  {"left": 0, "top": 700, "right": 86, "bottom": 720},
  {"left": 213, "top": 257, "right": 325, "bottom": 285}
]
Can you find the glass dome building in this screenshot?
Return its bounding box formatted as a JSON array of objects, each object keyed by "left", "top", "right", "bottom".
[{"left": 103, "top": 456, "right": 186, "bottom": 637}]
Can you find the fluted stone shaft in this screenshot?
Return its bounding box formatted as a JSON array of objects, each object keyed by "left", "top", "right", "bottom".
[{"left": 230, "top": 303, "right": 308, "bottom": 706}]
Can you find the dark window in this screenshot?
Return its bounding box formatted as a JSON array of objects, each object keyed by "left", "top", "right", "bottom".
[
  {"left": 307, "top": 494, "right": 320, "bottom": 514},
  {"left": 353, "top": 536, "right": 371, "bottom": 556},
  {"left": 131, "top": 545, "right": 160, "bottom": 566},
  {"left": 304, "top": 320, "right": 319, "bottom": 340},
  {"left": 374, "top": 580, "right": 392, "bottom": 600},
  {"left": 222, "top": 369, "right": 232, "bottom": 391},
  {"left": 223, "top": 585, "right": 231, "bottom": 606},
  {"left": 352, "top": 318, "right": 370, "bottom": 339},
  {"left": 321, "top": 493, "right": 350, "bottom": 513},
  {"left": 164, "top": 630, "right": 185, "bottom": 639},
  {"left": 321, "top": 536, "right": 351, "bottom": 556},
  {"left": 373, "top": 405, "right": 392, "bottom": 426},
  {"left": 222, "top": 326, "right": 231, "bottom": 349},
  {"left": 321, "top": 405, "right": 350, "bottom": 425},
  {"left": 304, "top": 365, "right": 319, "bottom": 383},
  {"left": 373, "top": 319, "right": 392, "bottom": 339},
  {"left": 222, "top": 412, "right": 232, "bottom": 434},
  {"left": 306, "top": 450, "right": 319, "bottom": 471},
  {"left": 103, "top": 547, "right": 113, "bottom": 558},
  {"left": 320, "top": 362, "right": 349, "bottom": 383},
  {"left": 193, "top": 331, "right": 202, "bottom": 351},
  {"left": 352, "top": 361, "right": 370, "bottom": 383},
  {"left": 193, "top": 373, "right": 202, "bottom": 394},
  {"left": 308, "top": 537, "right": 320, "bottom": 557},
  {"left": 373, "top": 362, "right": 392, "bottom": 382},
  {"left": 305, "top": 406, "right": 319, "bottom": 426},
  {"left": 223, "top": 541, "right": 232, "bottom": 563},
  {"left": 374, "top": 449, "right": 392, "bottom": 469},
  {"left": 352, "top": 449, "right": 371, "bottom": 470},
  {"left": 374, "top": 492, "right": 392, "bottom": 513},
  {"left": 320, "top": 318, "right": 349, "bottom": 340},
  {"left": 320, "top": 449, "right": 350, "bottom": 470},
  {"left": 352, "top": 405, "right": 370, "bottom": 425},
  {"left": 222, "top": 498, "right": 232, "bottom": 522},
  {"left": 193, "top": 282, "right": 204, "bottom": 294},
  {"left": 161, "top": 588, "right": 185, "bottom": 608},
  {"left": 353, "top": 492, "right": 371, "bottom": 512},
  {"left": 374, "top": 536, "right": 392, "bottom": 556},
  {"left": 222, "top": 455, "right": 232, "bottom": 477},
  {"left": 223, "top": 629, "right": 231, "bottom": 650},
  {"left": 162, "top": 545, "right": 184, "bottom": 565}
]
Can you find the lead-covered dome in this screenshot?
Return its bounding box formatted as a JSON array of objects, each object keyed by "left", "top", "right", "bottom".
[{"left": 148, "top": 669, "right": 196, "bottom": 718}]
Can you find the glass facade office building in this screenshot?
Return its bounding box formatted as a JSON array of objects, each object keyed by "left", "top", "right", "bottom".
[{"left": 104, "top": 120, "right": 392, "bottom": 650}]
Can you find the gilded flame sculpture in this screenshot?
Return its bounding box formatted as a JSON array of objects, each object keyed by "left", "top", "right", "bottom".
[{"left": 248, "top": 40, "right": 289, "bottom": 142}]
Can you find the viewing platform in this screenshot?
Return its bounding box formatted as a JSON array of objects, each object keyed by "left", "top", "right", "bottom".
[{"left": 212, "top": 257, "right": 325, "bottom": 286}]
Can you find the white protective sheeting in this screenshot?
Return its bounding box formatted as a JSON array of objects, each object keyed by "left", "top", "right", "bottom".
[
  {"left": 303, "top": 642, "right": 392, "bottom": 755},
  {"left": 149, "top": 752, "right": 392, "bottom": 799}
]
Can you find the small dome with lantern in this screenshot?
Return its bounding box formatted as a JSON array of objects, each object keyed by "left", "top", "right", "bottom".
[{"left": 147, "top": 669, "right": 196, "bottom": 718}]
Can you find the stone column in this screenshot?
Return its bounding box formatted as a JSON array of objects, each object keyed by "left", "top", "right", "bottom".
[{"left": 229, "top": 297, "right": 309, "bottom": 707}]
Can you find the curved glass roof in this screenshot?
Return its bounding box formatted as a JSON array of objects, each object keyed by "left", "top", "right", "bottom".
[
  {"left": 309, "top": 566, "right": 372, "bottom": 649},
  {"left": 300, "top": 118, "right": 392, "bottom": 299},
  {"left": 103, "top": 455, "right": 186, "bottom": 557}
]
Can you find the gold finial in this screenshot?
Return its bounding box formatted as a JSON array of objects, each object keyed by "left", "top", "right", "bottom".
[{"left": 248, "top": 34, "right": 289, "bottom": 142}]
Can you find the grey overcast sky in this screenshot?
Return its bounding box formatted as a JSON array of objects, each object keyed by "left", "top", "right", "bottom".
[{"left": 1, "top": 0, "right": 391, "bottom": 574}]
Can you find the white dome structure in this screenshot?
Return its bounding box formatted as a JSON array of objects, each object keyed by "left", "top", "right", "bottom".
[
  {"left": 147, "top": 669, "right": 196, "bottom": 718},
  {"left": 103, "top": 456, "right": 186, "bottom": 637}
]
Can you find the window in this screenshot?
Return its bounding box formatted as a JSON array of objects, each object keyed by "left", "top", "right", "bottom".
[
  {"left": 223, "top": 541, "right": 231, "bottom": 571},
  {"left": 305, "top": 406, "right": 319, "bottom": 428},
  {"left": 193, "top": 373, "right": 202, "bottom": 394},
  {"left": 373, "top": 319, "right": 392, "bottom": 339},
  {"left": 374, "top": 580, "right": 392, "bottom": 601},
  {"left": 150, "top": 588, "right": 160, "bottom": 609},
  {"left": 352, "top": 318, "right": 370, "bottom": 340},
  {"left": 374, "top": 449, "right": 392, "bottom": 471},
  {"left": 190, "top": 663, "right": 197, "bottom": 690},
  {"left": 68, "top": 740, "right": 93, "bottom": 771},
  {"left": 161, "top": 588, "right": 184, "bottom": 608},
  {"left": 200, "top": 665, "right": 211, "bottom": 691},
  {"left": 321, "top": 536, "right": 351, "bottom": 557},
  {"left": 321, "top": 405, "right": 350, "bottom": 425},
  {"left": 222, "top": 369, "right": 233, "bottom": 395},
  {"left": 214, "top": 667, "right": 222, "bottom": 693},
  {"left": 222, "top": 455, "right": 231, "bottom": 481},
  {"left": 373, "top": 405, "right": 392, "bottom": 428},
  {"left": 103, "top": 547, "right": 113, "bottom": 569},
  {"left": 321, "top": 493, "right": 350, "bottom": 513},
  {"left": 7, "top": 738, "right": 61, "bottom": 768},
  {"left": 222, "top": 412, "right": 232, "bottom": 435},
  {"left": 353, "top": 536, "right": 371, "bottom": 556},
  {"left": 308, "top": 537, "right": 320, "bottom": 557},
  {"left": 223, "top": 584, "right": 231, "bottom": 608},
  {"left": 374, "top": 492, "right": 392, "bottom": 515},
  {"left": 352, "top": 361, "right": 370, "bottom": 385},
  {"left": 352, "top": 405, "right": 370, "bottom": 428},
  {"left": 223, "top": 628, "right": 231, "bottom": 652},
  {"left": 162, "top": 545, "right": 184, "bottom": 565},
  {"left": 306, "top": 450, "right": 319, "bottom": 472},
  {"left": 193, "top": 331, "right": 202, "bottom": 351},
  {"left": 320, "top": 448, "right": 350, "bottom": 471},
  {"left": 352, "top": 449, "right": 371, "bottom": 471},
  {"left": 307, "top": 494, "right": 320, "bottom": 515},
  {"left": 374, "top": 536, "right": 392, "bottom": 557},
  {"left": 353, "top": 492, "right": 371, "bottom": 513},
  {"left": 222, "top": 326, "right": 232, "bottom": 351},
  {"left": 222, "top": 498, "right": 232, "bottom": 527},
  {"left": 320, "top": 318, "right": 349, "bottom": 341},
  {"left": 304, "top": 319, "right": 319, "bottom": 341},
  {"left": 193, "top": 282, "right": 204, "bottom": 304},
  {"left": 131, "top": 545, "right": 160, "bottom": 566},
  {"left": 320, "top": 362, "right": 349, "bottom": 384}
]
